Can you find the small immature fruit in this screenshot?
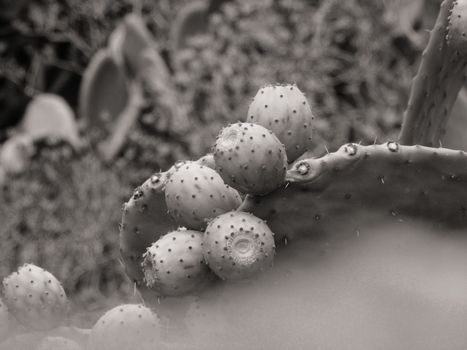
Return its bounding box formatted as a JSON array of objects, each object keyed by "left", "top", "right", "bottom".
[
  {"left": 246, "top": 84, "right": 315, "bottom": 162},
  {"left": 142, "top": 229, "right": 215, "bottom": 296},
  {"left": 214, "top": 122, "right": 287, "bottom": 195},
  {"left": 87, "top": 304, "right": 160, "bottom": 350},
  {"left": 203, "top": 211, "right": 275, "bottom": 281},
  {"left": 36, "top": 336, "right": 83, "bottom": 350},
  {"left": 2, "top": 264, "right": 68, "bottom": 331},
  {"left": 165, "top": 161, "right": 242, "bottom": 230}
]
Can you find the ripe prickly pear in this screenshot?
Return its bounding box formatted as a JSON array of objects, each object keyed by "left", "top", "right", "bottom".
[
  {"left": 246, "top": 84, "right": 315, "bottom": 162},
  {"left": 120, "top": 172, "right": 175, "bottom": 286},
  {"left": 87, "top": 304, "right": 160, "bottom": 350},
  {"left": 165, "top": 161, "right": 242, "bottom": 230},
  {"left": 2, "top": 264, "right": 68, "bottom": 331},
  {"left": 142, "top": 228, "right": 215, "bottom": 296},
  {"left": 36, "top": 336, "right": 83, "bottom": 350},
  {"left": 214, "top": 122, "right": 287, "bottom": 195},
  {"left": 203, "top": 211, "right": 275, "bottom": 281}
]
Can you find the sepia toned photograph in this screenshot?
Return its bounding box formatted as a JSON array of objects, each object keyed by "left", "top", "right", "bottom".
[{"left": 0, "top": 0, "right": 466, "bottom": 349}]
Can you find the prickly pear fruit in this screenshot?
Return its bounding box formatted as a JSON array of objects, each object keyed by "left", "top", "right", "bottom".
[
  {"left": 165, "top": 162, "right": 242, "bottom": 230},
  {"left": 20, "top": 94, "right": 82, "bottom": 151},
  {"left": 120, "top": 172, "right": 175, "bottom": 286},
  {"left": 2, "top": 264, "right": 68, "bottom": 331},
  {"left": 142, "top": 228, "right": 215, "bottom": 296},
  {"left": 36, "top": 336, "right": 83, "bottom": 350},
  {"left": 0, "top": 298, "right": 9, "bottom": 343},
  {"left": 87, "top": 304, "right": 160, "bottom": 350},
  {"left": 203, "top": 211, "right": 275, "bottom": 281},
  {"left": 197, "top": 153, "right": 216, "bottom": 169},
  {"left": 246, "top": 84, "right": 315, "bottom": 162},
  {"left": 214, "top": 122, "right": 287, "bottom": 195}
]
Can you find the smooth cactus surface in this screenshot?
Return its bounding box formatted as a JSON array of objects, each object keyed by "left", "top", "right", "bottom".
[
  {"left": 36, "top": 336, "right": 83, "bottom": 350},
  {"left": 399, "top": 0, "right": 467, "bottom": 146},
  {"left": 214, "top": 122, "right": 287, "bottom": 195},
  {"left": 165, "top": 161, "right": 241, "bottom": 230},
  {"left": 203, "top": 211, "right": 275, "bottom": 281},
  {"left": 246, "top": 84, "right": 315, "bottom": 162},
  {"left": 120, "top": 14, "right": 159, "bottom": 78},
  {"left": 142, "top": 229, "right": 215, "bottom": 296},
  {"left": 242, "top": 142, "right": 467, "bottom": 241},
  {"left": 170, "top": 1, "right": 209, "bottom": 62},
  {"left": 78, "top": 49, "right": 128, "bottom": 136},
  {"left": 19, "top": 94, "right": 81, "bottom": 150},
  {"left": 87, "top": 304, "right": 160, "bottom": 350},
  {"left": 0, "top": 299, "right": 9, "bottom": 343},
  {"left": 442, "top": 87, "right": 467, "bottom": 150},
  {"left": 2, "top": 264, "right": 68, "bottom": 331}
]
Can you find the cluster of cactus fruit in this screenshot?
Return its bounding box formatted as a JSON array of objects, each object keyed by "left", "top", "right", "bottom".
[
  {"left": 2, "top": 0, "right": 467, "bottom": 348},
  {"left": 119, "top": 82, "right": 316, "bottom": 299},
  {"left": 117, "top": 0, "right": 467, "bottom": 307}
]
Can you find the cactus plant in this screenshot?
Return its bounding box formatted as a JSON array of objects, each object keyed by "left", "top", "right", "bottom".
[
  {"left": 2, "top": 264, "right": 68, "bottom": 331},
  {"left": 87, "top": 304, "right": 160, "bottom": 350},
  {"left": 399, "top": 0, "right": 467, "bottom": 146},
  {"left": 246, "top": 84, "right": 315, "bottom": 162},
  {"left": 0, "top": 298, "right": 9, "bottom": 344},
  {"left": 142, "top": 228, "right": 216, "bottom": 296},
  {"left": 214, "top": 122, "right": 288, "bottom": 195},
  {"left": 19, "top": 94, "right": 82, "bottom": 151},
  {"left": 164, "top": 161, "right": 241, "bottom": 230},
  {"left": 442, "top": 86, "right": 467, "bottom": 151},
  {"left": 241, "top": 142, "right": 467, "bottom": 242},
  {"left": 169, "top": 1, "right": 210, "bottom": 64},
  {"left": 36, "top": 336, "right": 83, "bottom": 350},
  {"left": 203, "top": 211, "right": 275, "bottom": 281},
  {"left": 78, "top": 48, "right": 128, "bottom": 140},
  {"left": 120, "top": 172, "right": 174, "bottom": 287}
]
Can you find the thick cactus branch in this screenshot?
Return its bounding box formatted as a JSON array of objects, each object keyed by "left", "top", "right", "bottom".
[
  {"left": 242, "top": 143, "right": 467, "bottom": 241},
  {"left": 399, "top": 0, "right": 467, "bottom": 146}
]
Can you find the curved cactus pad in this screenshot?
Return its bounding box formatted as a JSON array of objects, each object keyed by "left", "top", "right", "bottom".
[
  {"left": 78, "top": 49, "right": 128, "bottom": 137},
  {"left": 170, "top": 1, "right": 209, "bottom": 57},
  {"left": 20, "top": 94, "right": 81, "bottom": 150},
  {"left": 242, "top": 143, "right": 467, "bottom": 241},
  {"left": 121, "top": 14, "right": 160, "bottom": 78}
]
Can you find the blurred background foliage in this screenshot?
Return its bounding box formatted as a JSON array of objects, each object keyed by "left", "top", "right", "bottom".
[{"left": 0, "top": 0, "right": 442, "bottom": 318}]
